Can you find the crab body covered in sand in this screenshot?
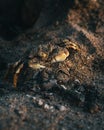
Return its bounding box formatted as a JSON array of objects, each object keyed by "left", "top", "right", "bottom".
[{"left": 5, "top": 39, "right": 79, "bottom": 89}]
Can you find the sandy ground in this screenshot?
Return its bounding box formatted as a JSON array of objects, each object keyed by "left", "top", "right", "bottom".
[{"left": 0, "top": 0, "right": 104, "bottom": 130}]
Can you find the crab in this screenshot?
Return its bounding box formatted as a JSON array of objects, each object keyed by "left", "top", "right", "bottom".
[{"left": 5, "top": 39, "right": 80, "bottom": 88}]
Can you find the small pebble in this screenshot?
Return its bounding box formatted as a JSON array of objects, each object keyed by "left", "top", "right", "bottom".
[
  {"left": 44, "top": 104, "right": 50, "bottom": 110},
  {"left": 55, "top": 105, "right": 67, "bottom": 111},
  {"left": 59, "top": 105, "right": 67, "bottom": 111},
  {"left": 38, "top": 99, "right": 44, "bottom": 106}
]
